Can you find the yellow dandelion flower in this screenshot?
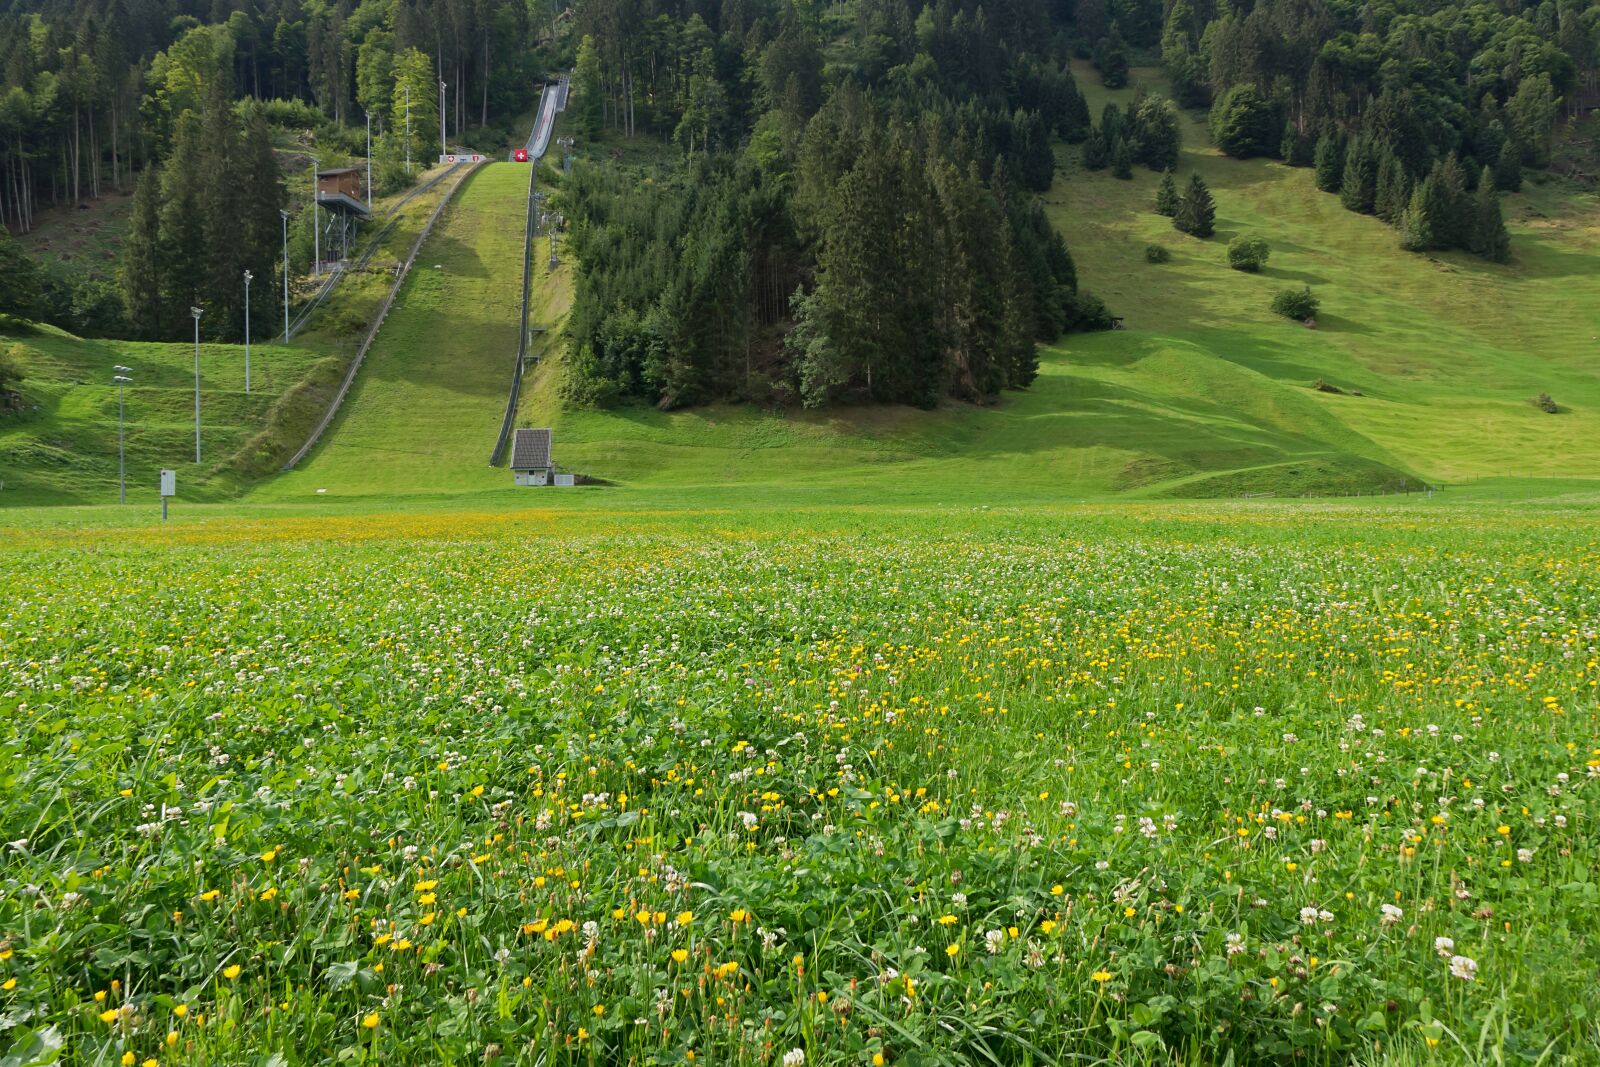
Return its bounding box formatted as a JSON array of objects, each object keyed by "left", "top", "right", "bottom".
[{"left": 222, "top": 964, "right": 241, "bottom": 980}]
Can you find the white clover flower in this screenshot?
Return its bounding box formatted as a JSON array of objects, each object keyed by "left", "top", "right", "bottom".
[
  {"left": 1434, "top": 936, "right": 1455, "bottom": 957},
  {"left": 1299, "top": 907, "right": 1321, "bottom": 925},
  {"left": 984, "top": 929, "right": 1005, "bottom": 954},
  {"left": 783, "top": 1049, "right": 806, "bottom": 1067},
  {"left": 739, "top": 811, "right": 758, "bottom": 830},
  {"left": 1449, "top": 955, "right": 1478, "bottom": 981},
  {"left": 1380, "top": 904, "right": 1403, "bottom": 926},
  {"left": 1517, "top": 848, "right": 1534, "bottom": 863}
]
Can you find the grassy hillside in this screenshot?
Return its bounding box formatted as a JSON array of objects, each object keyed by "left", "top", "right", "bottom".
[
  {"left": 496, "top": 67, "right": 1598, "bottom": 502},
  {"left": 254, "top": 163, "right": 528, "bottom": 500},
  {"left": 6, "top": 76, "right": 1597, "bottom": 508},
  {"left": 0, "top": 163, "right": 469, "bottom": 507}
]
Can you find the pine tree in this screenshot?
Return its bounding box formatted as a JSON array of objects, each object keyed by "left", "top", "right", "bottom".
[
  {"left": 1374, "top": 151, "right": 1409, "bottom": 224},
  {"left": 1111, "top": 137, "right": 1132, "bottom": 179},
  {"left": 158, "top": 114, "right": 206, "bottom": 335},
  {"left": 1100, "top": 102, "right": 1122, "bottom": 146},
  {"left": 1313, "top": 131, "right": 1344, "bottom": 192},
  {"left": 1082, "top": 125, "right": 1110, "bottom": 170},
  {"left": 1281, "top": 122, "right": 1310, "bottom": 166},
  {"left": 1494, "top": 138, "right": 1522, "bottom": 192},
  {"left": 1424, "top": 155, "right": 1469, "bottom": 250},
  {"left": 1339, "top": 137, "right": 1376, "bottom": 214},
  {"left": 240, "top": 113, "right": 284, "bottom": 337},
  {"left": 121, "top": 166, "right": 166, "bottom": 339},
  {"left": 1096, "top": 22, "right": 1129, "bottom": 89},
  {"left": 1470, "top": 165, "right": 1510, "bottom": 262},
  {"left": 1154, "top": 170, "right": 1179, "bottom": 216},
  {"left": 1398, "top": 184, "right": 1434, "bottom": 251},
  {"left": 1173, "top": 172, "right": 1215, "bottom": 238},
  {"left": 199, "top": 83, "right": 246, "bottom": 336}
]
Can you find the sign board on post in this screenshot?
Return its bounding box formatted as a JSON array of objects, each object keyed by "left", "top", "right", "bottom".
[
  {"left": 439, "top": 153, "right": 486, "bottom": 164},
  {"left": 160, "top": 469, "right": 175, "bottom": 521}
]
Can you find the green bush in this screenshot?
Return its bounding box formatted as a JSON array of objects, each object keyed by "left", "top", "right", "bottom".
[
  {"left": 1270, "top": 285, "right": 1319, "bottom": 321},
  {"left": 1145, "top": 243, "right": 1170, "bottom": 263},
  {"left": 1227, "top": 235, "right": 1270, "bottom": 272}
]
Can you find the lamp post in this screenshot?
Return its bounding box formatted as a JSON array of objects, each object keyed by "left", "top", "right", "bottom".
[
  {"left": 191, "top": 306, "right": 203, "bottom": 464},
  {"left": 366, "top": 111, "right": 374, "bottom": 209},
  {"left": 311, "top": 155, "right": 320, "bottom": 280},
  {"left": 281, "top": 209, "right": 291, "bottom": 341},
  {"left": 243, "top": 270, "right": 253, "bottom": 393},
  {"left": 113, "top": 366, "right": 131, "bottom": 504},
  {"left": 439, "top": 80, "right": 447, "bottom": 158},
  {"left": 405, "top": 84, "right": 412, "bottom": 175}
]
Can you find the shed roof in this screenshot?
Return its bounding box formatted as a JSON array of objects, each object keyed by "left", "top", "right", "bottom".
[
  {"left": 511, "top": 428, "right": 552, "bottom": 470},
  {"left": 317, "top": 166, "right": 363, "bottom": 177}
]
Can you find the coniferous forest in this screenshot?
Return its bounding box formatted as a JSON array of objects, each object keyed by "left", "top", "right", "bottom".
[
  {"left": 2, "top": 0, "right": 1597, "bottom": 403},
  {"left": 0, "top": 0, "right": 554, "bottom": 340}
]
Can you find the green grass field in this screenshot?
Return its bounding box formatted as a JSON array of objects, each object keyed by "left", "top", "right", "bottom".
[{"left": 3, "top": 499, "right": 1598, "bottom": 1066}]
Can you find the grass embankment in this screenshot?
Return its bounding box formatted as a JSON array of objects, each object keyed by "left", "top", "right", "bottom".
[
  {"left": 254, "top": 163, "right": 529, "bottom": 499},
  {"left": 0, "top": 163, "right": 465, "bottom": 507}
]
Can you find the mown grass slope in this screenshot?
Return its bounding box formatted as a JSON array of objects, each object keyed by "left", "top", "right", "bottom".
[{"left": 254, "top": 163, "right": 528, "bottom": 500}]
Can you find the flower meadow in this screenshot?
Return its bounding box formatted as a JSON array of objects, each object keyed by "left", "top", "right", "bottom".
[{"left": 1, "top": 506, "right": 1597, "bottom": 1066}]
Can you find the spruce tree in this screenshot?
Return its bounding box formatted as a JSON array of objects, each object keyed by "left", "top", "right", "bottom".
[
  {"left": 1470, "top": 165, "right": 1510, "bottom": 262},
  {"left": 1398, "top": 184, "right": 1434, "bottom": 251},
  {"left": 1154, "top": 170, "right": 1179, "bottom": 216},
  {"left": 121, "top": 166, "right": 166, "bottom": 339},
  {"left": 1424, "top": 155, "right": 1469, "bottom": 249},
  {"left": 1111, "top": 137, "right": 1132, "bottom": 179},
  {"left": 1313, "top": 131, "right": 1344, "bottom": 192},
  {"left": 1281, "top": 122, "right": 1311, "bottom": 166},
  {"left": 159, "top": 114, "right": 207, "bottom": 335},
  {"left": 1374, "top": 151, "right": 1409, "bottom": 224},
  {"left": 1173, "top": 172, "right": 1215, "bottom": 238},
  {"left": 199, "top": 83, "right": 246, "bottom": 336},
  {"left": 1494, "top": 138, "right": 1522, "bottom": 192},
  {"left": 1082, "top": 125, "right": 1110, "bottom": 170},
  {"left": 1100, "top": 102, "right": 1122, "bottom": 146},
  {"left": 1096, "top": 22, "right": 1129, "bottom": 89},
  {"left": 1339, "top": 137, "right": 1377, "bottom": 214},
  {"left": 240, "top": 114, "right": 285, "bottom": 337}
]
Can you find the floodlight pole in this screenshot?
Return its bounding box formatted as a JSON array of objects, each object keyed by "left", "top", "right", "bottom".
[
  {"left": 191, "top": 306, "right": 203, "bottom": 464},
  {"left": 405, "top": 84, "right": 412, "bottom": 175},
  {"left": 243, "top": 269, "right": 253, "bottom": 393},
  {"left": 366, "top": 111, "right": 373, "bottom": 209},
  {"left": 281, "top": 209, "right": 291, "bottom": 341},
  {"left": 113, "top": 366, "right": 131, "bottom": 504},
  {"left": 439, "top": 80, "right": 447, "bottom": 158},
  {"left": 311, "top": 155, "right": 320, "bottom": 280}
]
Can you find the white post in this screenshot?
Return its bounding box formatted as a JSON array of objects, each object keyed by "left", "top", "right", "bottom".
[
  {"left": 280, "top": 210, "right": 290, "bottom": 341},
  {"left": 191, "top": 306, "right": 203, "bottom": 464},
  {"left": 243, "top": 270, "right": 253, "bottom": 393},
  {"left": 113, "top": 366, "right": 131, "bottom": 504},
  {"left": 440, "top": 80, "right": 447, "bottom": 158},
  {"left": 405, "top": 84, "right": 412, "bottom": 175},
  {"left": 366, "top": 112, "right": 373, "bottom": 208}
]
